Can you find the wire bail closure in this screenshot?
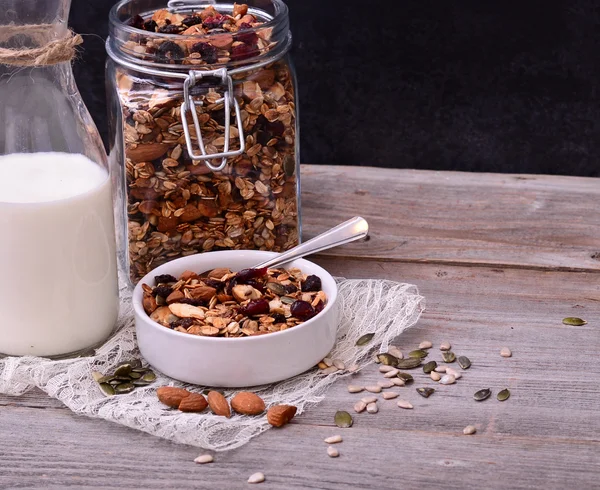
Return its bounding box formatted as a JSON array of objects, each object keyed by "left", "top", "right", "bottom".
[{"left": 180, "top": 68, "right": 246, "bottom": 172}]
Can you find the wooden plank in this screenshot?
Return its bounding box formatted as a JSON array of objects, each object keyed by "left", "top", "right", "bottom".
[{"left": 301, "top": 165, "right": 600, "bottom": 271}]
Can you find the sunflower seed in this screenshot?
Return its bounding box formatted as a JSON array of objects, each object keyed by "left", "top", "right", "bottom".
[
  {"left": 562, "top": 317, "right": 587, "bottom": 326},
  {"left": 430, "top": 371, "right": 441, "bottom": 381},
  {"left": 379, "top": 365, "right": 395, "bottom": 373},
  {"left": 423, "top": 361, "right": 437, "bottom": 374},
  {"left": 377, "top": 353, "right": 399, "bottom": 366},
  {"left": 365, "top": 385, "right": 382, "bottom": 393},
  {"left": 382, "top": 392, "right": 399, "bottom": 400},
  {"left": 387, "top": 346, "right": 403, "bottom": 359},
  {"left": 114, "top": 383, "right": 135, "bottom": 394},
  {"left": 354, "top": 401, "right": 367, "bottom": 413},
  {"left": 323, "top": 357, "right": 333, "bottom": 367},
  {"left": 434, "top": 366, "right": 447, "bottom": 373},
  {"left": 334, "top": 410, "right": 353, "bottom": 428},
  {"left": 440, "top": 374, "right": 456, "bottom": 385},
  {"left": 397, "top": 400, "right": 413, "bottom": 409},
  {"left": 408, "top": 349, "right": 428, "bottom": 359},
  {"left": 333, "top": 359, "right": 345, "bottom": 370},
  {"left": 347, "top": 363, "right": 360, "bottom": 373},
  {"left": 396, "top": 358, "right": 422, "bottom": 369},
  {"left": 384, "top": 369, "right": 400, "bottom": 378},
  {"left": 327, "top": 446, "right": 340, "bottom": 458},
  {"left": 391, "top": 378, "right": 406, "bottom": 386},
  {"left": 446, "top": 367, "right": 462, "bottom": 379},
  {"left": 361, "top": 396, "right": 377, "bottom": 404},
  {"left": 356, "top": 333, "right": 375, "bottom": 346},
  {"left": 500, "top": 347, "right": 512, "bottom": 358},
  {"left": 417, "top": 387, "right": 435, "bottom": 398},
  {"left": 440, "top": 341, "right": 451, "bottom": 351},
  {"left": 442, "top": 351, "right": 456, "bottom": 363},
  {"left": 113, "top": 363, "right": 133, "bottom": 377},
  {"left": 474, "top": 388, "right": 492, "bottom": 401},
  {"left": 91, "top": 371, "right": 103, "bottom": 382},
  {"left": 463, "top": 425, "right": 477, "bottom": 435},
  {"left": 497, "top": 388, "right": 511, "bottom": 401},
  {"left": 321, "top": 366, "right": 339, "bottom": 375},
  {"left": 318, "top": 362, "right": 328, "bottom": 369},
  {"left": 366, "top": 402, "right": 378, "bottom": 414},
  {"left": 418, "top": 340, "right": 433, "bottom": 349},
  {"left": 457, "top": 356, "right": 471, "bottom": 369},
  {"left": 99, "top": 383, "right": 115, "bottom": 396},
  {"left": 377, "top": 380, "right": 394, "bottom": 388},
  {"left": 397, "top": 372, "right": 414, "bottom": 383},
  {"left": 347, "top": 385, "right": 364, "bottom": 393},
  {"left": 248, "top": 472, "right": 265, "bottom": 484},
  {"left": 194, "top": 454, "right": 214, "bottom": 464},
  {"left": 324, "top": 435, "right": 343, "bottom": 444}
]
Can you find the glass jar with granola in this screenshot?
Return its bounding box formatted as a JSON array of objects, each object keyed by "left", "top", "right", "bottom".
[{"left": 106, "top": 0, "right": 300, "bottom": 285}]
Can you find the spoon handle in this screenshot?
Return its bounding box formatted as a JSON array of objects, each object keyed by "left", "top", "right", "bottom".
[{"left": 254, "top": 216, "right": 369, "bottom": 269}]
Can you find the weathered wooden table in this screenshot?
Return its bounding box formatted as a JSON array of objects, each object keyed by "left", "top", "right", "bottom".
[{"left": 2, "top": 166, "right": 599, "bottom": 489}]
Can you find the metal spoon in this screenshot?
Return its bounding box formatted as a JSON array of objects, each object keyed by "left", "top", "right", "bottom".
[{"left": 254, "top": 216, "right": 369, "bottom": 269}]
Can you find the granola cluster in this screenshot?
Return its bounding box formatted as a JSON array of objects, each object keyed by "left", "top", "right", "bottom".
[
  {"left": 114, "top": 3, "right": 299, "bottom": 283},
  {"left": 142, "top": 267, "right": 327, "bottom": 337}
]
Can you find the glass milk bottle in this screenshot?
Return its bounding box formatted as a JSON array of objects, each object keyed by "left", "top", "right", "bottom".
[{"left": 0, "top": 0, "right": 119, "bottom": 357}]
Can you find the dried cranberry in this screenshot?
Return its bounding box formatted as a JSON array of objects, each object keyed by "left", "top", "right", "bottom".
[
  {"left": 235, "top": 28, "right": 258, "bottom": 46},
  {"left": 235, "top": 267, "right": 268, "bottom": 283},
  {"left": 170, "top": 318, "right": 194, "bottom": 329},
  {"left": 158, "top": 23, "right": 183, "bottom": 34},
  {"left": 155, "top": 274, "right": 177, "bottom": 284},
  {"left": 202, "top": 15, "right": 225, "bottom": 29},
  {"left": 190, "top": 42, "right": 218, "bottom": 64},
  {"left": 156, "top": 41, "right": 184, "bottom": 64},
  {"left": 143, "top": 19, "right": 158, "bottom": 32},
  {"left": 314, "top": 300, "right": 325, "bottom": 314},
  {"left": 178, "top": 298, "right": 205, "bottom": 307},
  {"left": 290, "top": 300, "right": 317, "bottom": 321},
  {"left": 239, "top": 298, "right": 270, "bottom": 316},
  {"left": 246, "top": 279, "right": 265, "bottom": 293},
  {"left": 153, "top": 285, "right": 173, "bottom": 298},
  {"left": 230, "top": 43, "right": 259, "bottom": 61},
  {"left": 202, "top": 278, "right": 223, "bottom": 290},
  {"left": 284, "top": 284, "right": 298, "bottom": 294},
  {"left": 301, "top": 275, "right": 322, "bottom": 292},
  {"left": 182, "top": 15, "right": 202, "bottom": 27},
  {"left": 128, "top": 14, "right": 145, "bottom": 29},
  {"left": 225, "top": 277, "right": 237, "bottom": 295},
  {"left": 239, "top": 22, "right": 253, "bottom": 30},
  {"left": 272, "top": 313, "right": 286, "bottom": 324}
]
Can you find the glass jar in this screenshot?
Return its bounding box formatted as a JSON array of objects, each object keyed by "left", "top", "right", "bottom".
[
  {"left": 0, "top": 0, "right": 119, "bottom": 357},
  {"left": 106, "top": 0, "right": 300, "bottom": 286}
]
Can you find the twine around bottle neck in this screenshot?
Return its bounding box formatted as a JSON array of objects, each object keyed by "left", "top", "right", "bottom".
[{"left": 0, "top": 24, "right": 82, "bottom": 67}]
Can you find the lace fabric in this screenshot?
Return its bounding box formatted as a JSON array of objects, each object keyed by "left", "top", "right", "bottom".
[{"left": 0, "top": 278, "right": 424, "bottom": 451}]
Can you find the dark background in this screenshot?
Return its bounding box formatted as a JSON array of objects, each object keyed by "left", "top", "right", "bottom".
[{"left": 71, "top": 0, "right": 600, "bottom": 176}]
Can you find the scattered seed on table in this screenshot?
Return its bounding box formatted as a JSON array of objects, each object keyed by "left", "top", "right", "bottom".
[
  {"left": 194, "top": 454, "right": 214, "bottom": 464},
  {"left": 384, "top": 368, "right": 400, "bottom": 378},
  {"left": 334, "top": 410, "right": 353, "bottom": 428},
  {"left": 321, "top": 366, "right": 339, "bottom": 375},
  {"left": 365, "top": 385, "right": 382, "bottom": 393},
  {"left": 383, "top": 392, "right": 399, "bottom": 400},
  {"left": 356, "top": 333, "right": 375, "bottom": 346},
  {"left": 463, "top": 425, "right": 477, "bottom": 435},
  {"left": 396, "top": 358, "right": 422, "bottom": 369},
  {"left": 373, "top": 354, "right": 381, "bottom": 364},
  {"left": 500, "top": 347, "right": 512, "bottom": 358},
  {"left": 324, "top": 435, "right": 343, "bottom": 444},
  {"left": 377, "top": 380, "right": 394, "bottom": 389},
  {"left": 333, "top": 359, "right": 345, "bottom": 370},
  {"left": 446, "top": 368, "right": 462, "bottom": 379},
  {"left": 366, "top": 402, "right": 378, "bottom": 414},
  {"left": 423, "top": 361, "right": 437, "bottom": 374},
  {"left": 391, "top": 378, "right": 406, "bottom": 386},
  {"left": 442, "top": 351, "right": 456, "bottom": 363},
  {"left": 361, "top": 396, "right": 377, "bottom": 404},
  {"left": 327, "top": 446, "right": 340, "bottom": 458},
  {"left": 562, "top": 317, "right": 587, "bottom": 326},
  {"left": 419, "top": 340, "right": 433, "bottom": 349},
  {"left": 378, "top": 353, "right": 399, "bottom": 366},
  {"left": 440, "top": 374, "right": 456, "bottom": 385},
  {"left": 417, "top": 387, "right": 435, "bottom": 398},
  {"left": 409, "top": 349, "right": 428, "bottom": 359},
  {"left": 474, "top": 388, "right": 492, "bottom": 401},
  {"left": 396, "top": 372, "right": 414, "bottom": 383},
  {"left": 440, "top": 341, "right": 451, "bottom": 351},
  {"left": 397, "top": 400, "right": 414, "bottom": 409},
  {"left": 497, "top": 388, "right": 511, "bottom": 401},
  {"left": 347, "top": 363, "right": 359, "bottom": 373},
  {"left": 458, "top": 356, "right": 471, "bottom": 369},
  {"left": 354, "top": 401, "right": 367, "bottom": 413},
  {"left": 318, "top": 362, "right": 328, "bottom": 369},
  {"left": 387, "top": 346, "right": 403, "bottom": 359},
  {"left": 434, "top": 366, "right": 447, "bottom": 373},
  {"left": 248, "top": 472, "right": 265, "bottom": 484},
  {"left": 323, "top": 357, "right": 333, "bottom": 367},
  {"left": 430, "top": 371, "right": 441, "bottom": 381},
  {"left": 347, "top": 385, "right": 364, "bottom": 393},
  {"left": 379, "top": 365, "right": 395, "bottom": 373}
]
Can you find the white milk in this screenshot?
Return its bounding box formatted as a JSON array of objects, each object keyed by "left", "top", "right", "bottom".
[{"left": 0, "top": 153, "right": 118, "bottom": 357}]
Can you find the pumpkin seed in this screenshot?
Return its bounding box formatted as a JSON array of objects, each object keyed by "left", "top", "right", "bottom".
[
  {"left": 129, "top": 371, "right": 142, "bottom": 379},
  {"left": 396, "top": 358, "right": 422, "bottom": 369},
  {"left": 334, "top": 410, "right": 353, "bottom": 428},
  {"left": 377, "top": 353, "right": 398, "bottom": 366},
  {"left": 114, "top": 363, "right": 133, "bottom": 377},
  {"left": 132, "top": 367, "right": 149, "bottom": 373},
  {"left": 132, "top": 379, "right": 152, "bottom": 386},
  {"left": 442, "top": 351, "right": 456, "bottom": 363},
  {"left": 408, "top": 349, "right": 428, "bottom": 359},
  {"left": 112, "top": 376, "right": 132, "bottom": 382},
  {"left": 457, "top": 356, "right": 471, "bottom": 369},
  {"left": 97, "top": 375, "right": 115, "bottom": 384},
  {"left": 417, "top": 387, "right": 435, "bottom": 398},
  {"left": 562, "top": 317, "right": 587, "bottom": 326},
  {"left": 396, "top": 372, "right": 414, "bottom": 383},
  {"left": 142, "top": 371, "right": 156, "bottom": 382},
  {"left": 497, "top": 388, "right": 511, "bottom": 401},
  {"left": 108, "top": 379, "right": 123, "bottom": 386},
  {"left": 99, "top": 383, "right": 115, "bottom": 396},
  {"left": 355, "top": 332, "right": 375, "bottom": 346},
  {"left": 280, "top": 296, "right": 295, "bottom": 305},
  {"left": 115, "top": 383, "right": 135, "bottom": 394},
  {"left": 128, "top": 359, "right": 142, "bottom": 369},
  {"left": 266, "top": 282, "right": 287, "bottom": 295},
  {"left": 474, "top": 388, "right": 491, "bottom": 401},
  {"left": 423, "top": 361, "right": 437, "bottom": 374}
]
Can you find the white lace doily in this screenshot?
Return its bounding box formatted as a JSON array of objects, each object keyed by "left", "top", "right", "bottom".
[{"left": 0, "top": 278, "right": 424, "bottom": 451}]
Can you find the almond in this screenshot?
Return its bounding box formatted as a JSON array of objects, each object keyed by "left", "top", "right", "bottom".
[
  {"left": 157, "top": 387, "right": 191, "bottom": 408},
  {"left": 207, "top": 391, "right": 231, "bottom": 418},
  {"left": 180, "top": 270, "right": 200, "bottom": 281},
  {"left": 207, "top": 267, "right": 231, "bottom": 279},
  {"left": 267, "top": 405, "right": 297, "bottom": 427},
  {"left": 189, "top": 285, "right": 217, "bottom": 302},
  {"left": 166, "top": 290, "right": 185, "bottom": 304},
  {"left": 231, "top": 392, "right": 265, "bottom": 415},
  {"left": 210, "top": 33, "right": 233, "bottom": 50},
  {"left": 178, "top": 393, "right": 208, "bottom": 412},
  {"left": 126, "top": 142, "right": 169, "bottom": 163},
  {"left": 142, "top": 292, "right": 157, "bottom": 314}
]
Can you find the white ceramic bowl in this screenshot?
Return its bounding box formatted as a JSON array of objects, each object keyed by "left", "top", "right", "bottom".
[{"left": 132, "top": 250, "right": 338, "bottom": 387}]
